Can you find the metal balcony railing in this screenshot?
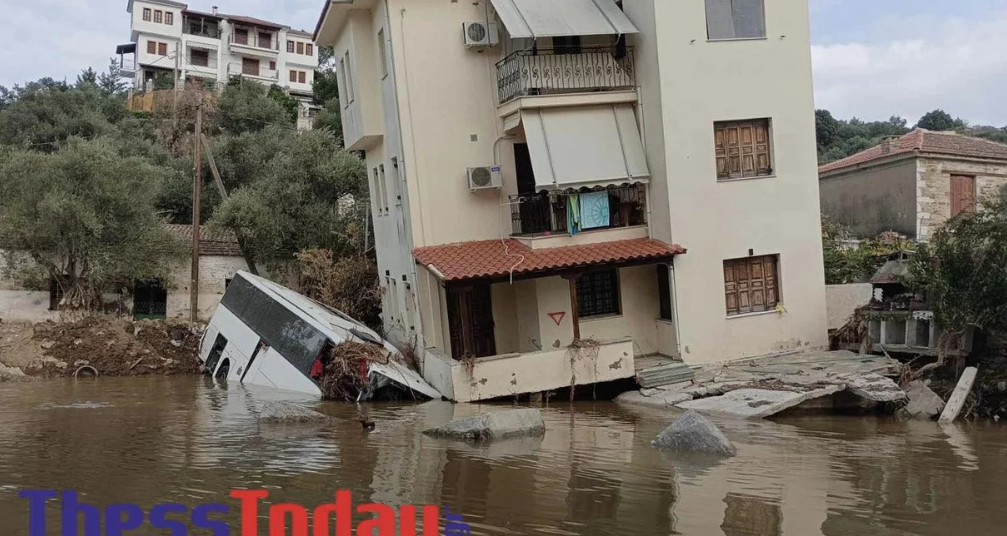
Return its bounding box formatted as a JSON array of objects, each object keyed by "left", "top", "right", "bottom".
[
  {"left": 509, "top": 184, "right": 646, "bottom": 237},
  {"left": 229, "top": 32, "right": 280, "bottom": 51},
  {"left": 118, "top": 59, "right": 138, "bottom": 77},
  {"left": 187, "top": 55, "right": 219, "bottom": 69},
  {"left": 496, "top": 46, "right": 636, "bottom": 104},
  {"left": 227, "top": 63, "right": 278, "bottom": 80}
]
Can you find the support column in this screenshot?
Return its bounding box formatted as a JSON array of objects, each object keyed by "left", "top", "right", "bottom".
[{"left": 563, "top": 273, "right": 582, "bottom": 341}]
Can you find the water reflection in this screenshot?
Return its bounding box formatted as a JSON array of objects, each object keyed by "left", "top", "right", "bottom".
[{"left": 0, "top": 377, "right": 1006, "bottom": 535}]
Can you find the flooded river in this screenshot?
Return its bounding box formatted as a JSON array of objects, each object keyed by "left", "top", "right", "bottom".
[{"left": 1, "top": 376, "right": 1005, "bottom": 535}]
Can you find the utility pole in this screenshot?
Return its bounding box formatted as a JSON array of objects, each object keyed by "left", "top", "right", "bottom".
[
  {"left": 190, "top": 96, "right": 204, "bottom": 322},
  {"left": 172, "top": 43, "right": 180, "bottom": 133}
]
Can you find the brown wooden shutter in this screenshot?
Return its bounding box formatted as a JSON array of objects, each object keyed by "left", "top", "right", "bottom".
[
  {"left": 259, "top": 32, "right": 272, "bottom": 49},
  {"left": 715, "top": 119, "right": 772, "bottom": 180},
  {"left": 269, "top": 61, "right": 276, "bottom": 70},
  {"left": 234, "top": 28, "right": 248, "bottom": 45},
  {"left": 715, "top": 126, "right": 729, "bottom": 179},
  {"left": 951, "top": 175, "right": 976, "bottom": 216},
  {"left": 297, "top": 42, "right": 305, "bottom": 55},
  {"left": 754, "top": 121, "right": 771, "bottom": 175},
  {"left": 287, "top": 40, "right": 295, "bottom": 53},
  {"left": 242, "top": 57, "right": 259, "bottom": 76},
  {"left": 143, "top": 8, "right": 151, "bottom": 21},
  {"left": 157, "top": 42, "right": 168, "bottom": 56},
  {"left": 290, "top": 70, "right": 297, "bottom": 82},
  {"left": 725, "top": 255, "right": 780, "bottom": 316},
  {"left": 724, "top": 261, "right": 739, "bottom": 315},
  {"left": 298, "top": 71, "right": 306, "bottom": 84},
  {"left": 147, "top": 41, "right": 156, "bottom": 54}
]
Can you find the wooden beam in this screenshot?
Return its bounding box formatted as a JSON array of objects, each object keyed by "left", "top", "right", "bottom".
[
  {"left": 564, "top": 273, "right": 582, "bottom": 342},
  {"left": 190, "top": 98, "right": 203, "bottom": 322}
]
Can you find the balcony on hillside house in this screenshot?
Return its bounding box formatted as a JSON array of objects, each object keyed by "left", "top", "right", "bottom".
[
  {"left": 227, "top": 61, "right": 278, "bottom": 81},
  {"left": 496, "top": 45, "right": 636, "bottom": 105},
  {"left": 182, "top": 14, "right": 222, "bottom": 39},
  {"left": 510, "top": 184, "right": 646, "bottom": 238},
  {"left": 186, "top": 45, "right": 219, "bottom": 75},
  {"left": 229, "top": 26, "right": 280, "bottom": 58}
]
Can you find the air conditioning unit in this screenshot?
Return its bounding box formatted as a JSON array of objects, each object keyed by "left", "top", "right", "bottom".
[
  {"left": 463, "top": 21, "right": 499, "bottom": 48},
  {"left": 467, "top": 166, "right": 502, "bottom": 191}
]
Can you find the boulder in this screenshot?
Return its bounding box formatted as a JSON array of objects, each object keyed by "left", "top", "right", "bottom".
[
  {"left": 843, "top": 373, "right": 906, "bottom": 403},
  {"left": 423, "top": 408, "right": 545, "bottom": 441},
  {"left": 651, "top": 410, "right": 737, "bottom": 457},
  {"left": 0, "top": 365, "right": 28, "bottom": 383},
  {"left": 903, "top": 380, "right": 945, "bottom": 419},
  {"left": 258, "top": 402, "right": 331, "bottom": 424}
]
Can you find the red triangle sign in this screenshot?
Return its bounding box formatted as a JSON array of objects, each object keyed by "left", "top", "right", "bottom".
[{"left": 548, "top": 312, "right": 566, "bottom": 326}]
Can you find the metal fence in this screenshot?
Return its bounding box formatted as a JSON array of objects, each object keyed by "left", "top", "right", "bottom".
[
  {"left": 496, "top": 46, "right": 636, "bottom": 104},
  {"left": 509, "top": 184, "right": 646, "bottom": 237}
]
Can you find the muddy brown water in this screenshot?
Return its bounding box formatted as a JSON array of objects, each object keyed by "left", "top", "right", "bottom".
[{"left": 1, "top": 377, "right": 1005, "bottom": 535}]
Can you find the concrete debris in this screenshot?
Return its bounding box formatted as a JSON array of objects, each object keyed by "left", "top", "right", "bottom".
[
  {"left": 676, "top": 386, "right": 845, "bottom": 419},
  {"left": 902, "top": 380, "right": 945, "bottom": 419},
  {"left": 423, "top": 408, "right": 545, "bottom": 442},
  {"left": 637, "top": 362, "right": 697, "bottom": 388},
  {"left": 616, "top": 388, "right": 692, "bottom": 409},
  {"left": 841, "top": 373, "right": 906, "bottom": 403},
  {"left": 651, "top": 410, "right": 737, "bottom": 457},
  {"left": 939, "top": 367, "right": 978, "bottom": 424},
  {"left": 257, "top": 402, "right": 332, "bottom": 424}
]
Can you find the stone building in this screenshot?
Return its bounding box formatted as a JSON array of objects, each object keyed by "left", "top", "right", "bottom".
[
  {"left": 0, "top": 225, "right": 251, "bottom": 323},
  {"left": 819, "top": 129, "right": 1007, "bottom": 241}
]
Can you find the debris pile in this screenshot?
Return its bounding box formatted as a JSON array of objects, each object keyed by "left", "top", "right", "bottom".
[
  {"left": 423, "top": 408, "right": 546, "bottom": 442},
  {"left": 319, "top": 342, "right": 391, "bottom": 401},
  {"left": 0, "top": 316, "right": 204, "bottom": 378}
]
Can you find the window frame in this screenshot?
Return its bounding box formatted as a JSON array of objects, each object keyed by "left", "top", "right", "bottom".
[
  {"left": 142, "top": 8, "right": 151, "bottom": 21},
  {"left": 153, "top": 10, "right": 163, "bottom": 23},
  {"left": 576, "top": 269, "right": 622, "bottom": 319},
  {"left": 287, "top": 40, "right": 295, "bottom": 53},
  {"left": 714, "top": 118, "right": 774, "bottom": 181},
  {"left": 306, "top": 44, "right": 314, "bottom": 56},
  {"left": 705, "top": 0, "right": 767, "bottom": 41},
  {"left": 378, "top": 164, "right": 388, "bottom": 212},
  {"left": 290, "top": 70, "right": 298, "bottom": 83},
  {"left": 165, "top": 11, "right": 173, "bottom": 25},
  {"left": 657, "top": 265, "right": 673, "bottom": 321},
  {"left": 371, "top": 167, "right": 382, "bottom": 215},
  {"left": 723, "top": 255, "right": 781, "bottom": 317},
  {"left": 343, "top": 51, "right": 355, "bottom": 102},
  {"left": 147, "top": 40, "right": 157, "bottom": 54},
  {"left": 157, "top": 42, "right": 168, "bottom": 56},
  {"left": 378, "top": 28, "right": 388, "bottom": 78},
  {"left": 298, "top": 71, "right": 306, "bottom": 84},
  {"left": 297, "top": 42, "right": 305, "bottom": 55}
]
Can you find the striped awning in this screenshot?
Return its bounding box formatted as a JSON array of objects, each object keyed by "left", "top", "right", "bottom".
[{"left": 489, "top": 0, "right": 640, "bottom": 39}]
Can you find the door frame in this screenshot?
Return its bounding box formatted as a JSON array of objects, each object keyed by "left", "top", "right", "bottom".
[{"left": 446, "top": 284, "right": 496, "bottom": 360}]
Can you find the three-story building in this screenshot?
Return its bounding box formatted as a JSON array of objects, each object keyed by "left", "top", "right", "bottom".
[{"left": 314, "top": 0, "right": 828, "bottom": 401}]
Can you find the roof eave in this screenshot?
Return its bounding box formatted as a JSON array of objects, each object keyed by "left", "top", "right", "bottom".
[{"left": 818, "top": 152, "right": 919, "bottom": 179}]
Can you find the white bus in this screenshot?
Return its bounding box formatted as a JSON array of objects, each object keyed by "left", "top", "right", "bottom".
[{"left": 199, "top": 271, "right": 440, "bottom": 400}]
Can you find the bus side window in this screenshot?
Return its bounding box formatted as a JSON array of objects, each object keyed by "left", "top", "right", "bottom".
[{"left": 205, "top": 334, "right": 228, "bottom": 374}]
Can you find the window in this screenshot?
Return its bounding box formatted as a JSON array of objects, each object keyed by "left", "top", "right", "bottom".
[
  {"left": 553, "top": 36, "right": 582, "bottom": 55},
  {"left": 343, "top": 51, "right": 355, "bottom": 101},
  {"left": 298, "top": 71, "right": 306, "bottom": 84},
  {"left": 290, "top": 70, "right": 298, "bottom": 82},
  {"left": 378, "top": 164, "right": 388, "bottom": 211},
  {"left": 378, "top": 29, "right": 388, "bottom": 77},
  {"left": 391, "top": 157, "right": 401, "bottom": 205},
  {"left": 297, "top": 42, "right": 305, "bottom": 55},
  {"left": 154, "top": 10, "right": 163, "bottom": 23},
  {"left": 234, "top": 28, "right": 249, "bottom": 45},
  {"left": 338, "top": 58, "right": 348, "bottom": 107},
  {"left": 147, "top": 41, "right": 157, "bottom": 54},
  {"left": 242, "top": 57, "right": 259, "bottom": 76},
  {"left": 577, "top": 269, "right": 621, "bottom": 318},
  {"left": 371, "top": 167, "right": 381, "bottom": 213},
  {"left": 951, "top": 175, "right": 977, "bottom": 216},
  {"left": 157, "top": 42, "right": 168, "bottom": 56},
  {"left": 714, "top": 119, "right": 772, "bottom": 180},
  {"left": 306, "top": 44, "right": 314, "bottom": 56},
  {"left": 165, "top": 11, "right": 173, "bottom": 25},
  {"left": 133, "top": 280, "right": 168, "bottom": 320},
  {"left": 259, "top": 32, "right": 272, "bottom": 50},
  {"left": 657, "top": 265, "right": 673, "bottom": 321},
  {"left": 724, "top": 255, "right": 779, "bottom": 316},
  {"left": 706, "top": 0, "right": 766, "bottom": 40},
  {"left": 142, "top": 8, "right": 151, "bottom": 21},
  {"left": 269, "top": 60, "right": 276, "bottom": 71},
  {"left": 287, "top": 40, "right": 295, "bottom": 53},
  {"left": 190, "top": 48, "right": 209, "bottom": 67}
]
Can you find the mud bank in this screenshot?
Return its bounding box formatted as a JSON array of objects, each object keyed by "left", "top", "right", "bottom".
[{"left": 0, "top": 316, "right": 203, "bottom": 379}]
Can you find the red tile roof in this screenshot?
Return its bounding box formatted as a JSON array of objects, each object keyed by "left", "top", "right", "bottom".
[
  {"left": 163, "top": 224, "right": 243, "bottom": 257},
  {"left": 819, "top": 129, "right": 1007, "bottom": 175},
  {"left": 413, "top": 238, "right": 686, "bottom": 282},
  {"left": 221, "top": 14, "right": 287, "bottom": 30}
]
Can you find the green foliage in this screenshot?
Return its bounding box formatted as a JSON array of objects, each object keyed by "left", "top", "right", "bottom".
[
  {"left": 822, "top": 218, "right": 913, "bottom": 284},
  {"left": 0, "top": 80, "right": 129, "bottom": 150},
  {"left": 915, "top": 109, "right": 966, "bottom": 131},
  {"left": 267, "top": 84, "right": 300, "bottom": 123},
  {"left": 816, "top": 111, "right": 911, "bottom": 164},
  {"left": 209, "top": 127, "right": 369, "bottom": 264},
  {"left": 312, "top": 98, "right": 342, "bottom": 140},
  {"left": 152, "top": 72, "right": 175, "bottom": 91},
  {"left": 0, "top": 138, "right": 185, "bottom": 309},
  {"left": 313, "top": 46, "right": 340, "bottom": 105},
  {"left": 216, "top": 79, "right": 292, "bottom": 134},
  {"left": 76, "top": 68, "right": 98, "bottom": 89},
  {"left": 98, "top": 58, "right": 129, "bottom": 96}
]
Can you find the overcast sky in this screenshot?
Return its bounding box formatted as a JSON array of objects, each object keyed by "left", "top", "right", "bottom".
[{"left": 1, "top": 0, "right": 1005, "bottom": 126}]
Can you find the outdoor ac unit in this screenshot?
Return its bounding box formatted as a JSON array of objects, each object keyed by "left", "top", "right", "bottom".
[
  {"left": 467, "top": 166, "right": 502, "bottom": 191},
  {"left": 463, "top": 21, "right": 499, "bottom": 48}
]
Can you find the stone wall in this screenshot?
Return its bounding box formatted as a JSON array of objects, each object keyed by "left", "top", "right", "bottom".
[
  {"left": 916, "top": 157, "right": 1007, "bottom": 241},
  {"left": 825, "top": 283, "right": 873, "bottom": 330}
]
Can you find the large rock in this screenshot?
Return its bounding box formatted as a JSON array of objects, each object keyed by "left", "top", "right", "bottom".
[
  {"left": 843, "top": 373, "right": 907, "bottom": 403},
  {"left": 423, "top": 408, "right": 545, "bottom": 441},
  {"left": 258, "top": 402, "right": 331, "bottom": 424},
  {"left": 651, "top": 410, "right": 737, "bottom": 457},
  {"left": 903, "top": 380, "right": 945, "bottom": 419},
  {"left": 675, "top": 386, "right": 844, "bottom": 419}
]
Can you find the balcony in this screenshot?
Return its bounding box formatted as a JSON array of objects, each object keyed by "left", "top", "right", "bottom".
[
  {"left": 496, "top": 46, "right": 636, "bottom": 105},
  {"left": 187, "top": 53, "right": 218, "bottom": 71},
  {"left": 509, "top": 184, "right": 646, "bottom": 238},
  {"left": 229, "top": 32, "right": 280, "bottom": 55},
  {"left": 227, "top": 63, "right": 278, "bottom": 81},
  {"left": 118, "top": 59, "right": 138, "bottom": 78},
  {"left": 183, "top": 24, "right": 222, "bottom": 39}
]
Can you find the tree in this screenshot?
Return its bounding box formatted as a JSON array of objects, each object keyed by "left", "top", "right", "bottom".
[
  {"left": 267, "top": 84, "right": 300, "bottom": 123},
  {"left": 209, "top": 127, "right": 369, "bottom": 265},
  {"left": 916, "top": 109, "right": 960, "bottom": 131},
  {"left": 216, "top": 79, "right": 292, "bottom": 134},
  {"left": 98, "top": 58, "right": 128, "bottom": 96},
  {"left": 0, "top": 138, "right": 185, "bottom": 310},
  {"left": 313, "top": 46, "right": 340, "bottom": 105},
  {"left": 0, "top": 79, "right": 129, "bottom": 150},
  {"left": 76, "top": 67, "right": 98, "bottom": 89},
  {"left": 815, "top": 109, "right": 840, "bottom": 151},
  {"left": 312, "top": 98, "right": 342, "bottom": 140}
]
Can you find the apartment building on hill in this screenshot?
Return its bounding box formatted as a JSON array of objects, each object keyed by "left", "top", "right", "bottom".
[
  {"left": 314, "top": 0, "right": 828, "bottom": 402},
  {"left": 117, "top": 0, "right": 320, "bottom": 129}
]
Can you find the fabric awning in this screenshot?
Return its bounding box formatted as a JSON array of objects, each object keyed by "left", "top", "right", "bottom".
[
  {"left": 490, "top": 0, "right": 640, "bottom": 39},
  {"left": 116, "top": 43, "right": 137, "bottom": 55},
  {"left": 522, "top": 104, "right": 649, "bottom": 191}
]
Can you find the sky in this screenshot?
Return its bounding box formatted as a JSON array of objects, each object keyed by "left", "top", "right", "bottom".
[{"left": 1, "top": 0, "right": 1006, "bottom": 126}]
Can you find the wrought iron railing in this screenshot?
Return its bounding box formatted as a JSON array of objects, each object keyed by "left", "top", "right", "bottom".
[
  {"left": 509, "top": 184, "right": 646, "bottom": 237},
  {"left": 227, "top": 63, "right": 279, "bottom": 80},
  {"left": 496, "top": 46, "right": 636, "bottom": 104}
]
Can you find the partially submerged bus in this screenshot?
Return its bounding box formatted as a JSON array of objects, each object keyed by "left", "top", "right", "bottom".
[{"left": 199, "top": 271, "right": 441, "bottom": 400}]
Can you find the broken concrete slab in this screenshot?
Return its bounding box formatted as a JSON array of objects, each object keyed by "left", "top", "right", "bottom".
[
  {"left": 939, "top": 367, "right": 978, "bottom": 424},
  {"left": 616, "top": 389, "right": 692, "bottom": 409},
  {"left": 676, "top": 385, "right": 845, "bottom": 419},
  {"left": 903, "top": 380, "right": 945, "bottom": 419},
  {"left": 423, "top": 408, "right": 545, "bottom": 442},
  {"left": 651, "top": 410, "right": 737, "bottom": 456},
  {"left": 257, "top": 402, "right": 331, "bottom": 424},
  {"left": 842, "top": 373, "right": 907, "bottom": 403}
]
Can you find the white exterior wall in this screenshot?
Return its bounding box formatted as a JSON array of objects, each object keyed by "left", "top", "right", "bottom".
[{"left": 626, "top": 0, "right": 829, "bottom": 363}]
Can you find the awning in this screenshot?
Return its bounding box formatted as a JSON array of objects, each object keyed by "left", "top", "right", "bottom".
[
  {"left": 490, "top": 0, "right": 640, "bottom": 39},
  {"left": 116, "top": 43, "right": 137, "bottom": 55},
  {"left": 522, "top": 104, "right": 649, "bottom": 191}
]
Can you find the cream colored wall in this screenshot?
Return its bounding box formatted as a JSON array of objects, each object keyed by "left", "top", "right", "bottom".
[
  {"left": 635, "top": 0, "right": 828, "bottom": 363},
  {"left": 166, "top": 255, "right": 251, "bottom": 321}
]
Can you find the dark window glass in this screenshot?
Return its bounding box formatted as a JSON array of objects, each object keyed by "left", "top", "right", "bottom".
[
  {"left": 577, "top": 269, "right": 621, "bottom": 318},
  {"left": 553, "top": 35, "right": 582, "bottom": 55},
  {"left": 657, "top": 265, "right": 672, "bottom": 321}
]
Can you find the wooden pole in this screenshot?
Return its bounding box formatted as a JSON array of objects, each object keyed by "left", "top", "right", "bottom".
[
  {"left": 190, "top": 97, "right": 203, "bottom": 322},
  {"left": 566, "top": 274, "right": 581, "bottom": 341},
  {"left": 199, "top": 133, "right": 259, "bottom": 276}
]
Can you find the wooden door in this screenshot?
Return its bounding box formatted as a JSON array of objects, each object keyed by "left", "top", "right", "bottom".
[
  {"left": 242, "top": 57, "right": 259, "bottom": 76},
  {"left": 447, "top": 285, "right": 496, "bottom": 359},
  {"left": 950, "top": 175, "right": 976, "bottom": 216}
]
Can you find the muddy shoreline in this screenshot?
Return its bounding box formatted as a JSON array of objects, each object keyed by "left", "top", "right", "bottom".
[{"left": 0, "top": 316, "right": 203, "bottom": 380}]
